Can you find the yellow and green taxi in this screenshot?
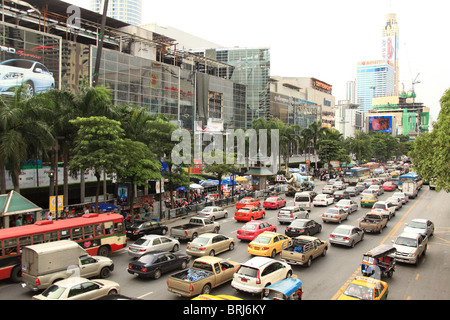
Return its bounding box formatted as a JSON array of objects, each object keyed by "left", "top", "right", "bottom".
[
  {"left": 361, "top": 194, "right": 378, "bottom": 208},
  {"left": 338, "top": 276, "right": 388, "bottom": 300},
  {"left": 247, "top": 231, "right": 292, "bottom": 258}
]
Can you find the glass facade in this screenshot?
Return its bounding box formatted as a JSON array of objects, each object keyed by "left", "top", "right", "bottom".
[
  {"left": 270, "top": 93, "right": 319, "bottom": 128},
  {"left": 92, "top": 47, "right": 246, "bottom": 130}
]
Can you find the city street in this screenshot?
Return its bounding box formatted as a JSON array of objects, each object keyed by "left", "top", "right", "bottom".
[{"left": 0, "top": 181, "right": 449, "bottom": 301}]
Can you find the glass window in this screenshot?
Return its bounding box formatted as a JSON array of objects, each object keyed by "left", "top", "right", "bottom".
[
  {"left": 72, "top": 227, "right": 83, "bottom": 241},
  {"left": 94, "top": 224, "right": 104, "bottom": 237},
  {"left": 4, "top": 238, "right": 18, "bottom": 255},
  {"left": 84, "top": 225, "right": 94, "bottom": 239},
  {"left": 104, "top": 221, "right": 114, "bottom": 235},
  {"left": 19, "top": 236, "right": 31, "bottom": 251},
  {"left": 32, "top": 234, "right": 45, "bottom": 245},
  {"left": 45, "top": 231, "right": 58, "bottom": 242},
  {"left": 59, "top": 229, "right": 70, "bottom": 240}
]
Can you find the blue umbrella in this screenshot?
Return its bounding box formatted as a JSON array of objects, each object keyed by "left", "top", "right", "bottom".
[
  {"left": 176, "top": 186, "right": 186, "bottom": 191},
  {"left": 93, "top": 203, "right": 118, "bottom": 211}
]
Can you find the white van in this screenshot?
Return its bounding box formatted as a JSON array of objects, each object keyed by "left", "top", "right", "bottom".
[{"left": 294, "top": 192, "right": 313, "bottom": 212}]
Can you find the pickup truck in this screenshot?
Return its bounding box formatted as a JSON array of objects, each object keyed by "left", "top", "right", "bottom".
[
  {"left": 359, "top": 213, "right": 388, "bottom": 233},
  {"left": 166, "top": 256, "right": 240, "bottom": 297},
  {"left": 392, "top": 232, "right": 428, "bottom": 265},
  {"left": 281, "top": 236, "right": 328, "bottom": 267},
  {"left": 21, "top": 240, "right": 114, "bottom": 291},
  {"left": 170, "top": 217, "right": 220, "bottom": 241}
]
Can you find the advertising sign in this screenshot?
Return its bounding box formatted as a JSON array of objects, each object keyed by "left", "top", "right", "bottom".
[
  {"left": 0, "top": 24, "right": 60, "bottom": 98},
  {"left": 369, "top": 116, "right": 393, "bottom": 133},
  {"left": 49, "top": 195, "right": 64, "bottom": 213}
]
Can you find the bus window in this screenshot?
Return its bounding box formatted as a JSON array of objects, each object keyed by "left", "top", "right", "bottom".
[
  {"left": 72, "top": 227, "right": 83, "bottom": 241},
  {"left": 19, "top": 236, "right": 31, "bottom": 252},
  {"left": 59, "top": 229, "right": 70, "bottom": 240},
  {"left": 94, "top": 224, "right": 104, "bottom": 237},
  {"left": 45, "top": 231, "right": 58, "bottom": 242},
  {"left": 33, "top": 234, "right": 45, "bottom": 245},
  {"left": 104, "top": 221, "right": 114, "bottom": 235},
  {"left": 114, "top": 222, "right": 124, "bottom": 234},
  {"left": 4, "top": 238, "right": 18, "bottom": 255},
  {"left": 84, "top": 225, "right": 94, "bottom": 239}
]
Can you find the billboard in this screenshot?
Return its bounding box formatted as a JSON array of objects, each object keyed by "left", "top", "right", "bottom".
[
  {"left": 369, "top": 116, "right": 393, "bottom": 133},
  {"left": 0, "top": 23, "right": 60, "bottom": 98}
]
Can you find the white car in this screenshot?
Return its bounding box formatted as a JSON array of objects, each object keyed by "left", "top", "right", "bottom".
[
  {"left": 322, "top": 185, "right": 338, "bottom": 194},
  {"left": 404, "top": 219, "right": 434, "bottom": 238},
  {"left": 277, "top": 206, "right": 309, "bottom": 224},
  {"left": 231, "top": 257, "right": 292, "bottom": 294},
  {"left": 0, "top": 59, "right": 55, "bottom": 98},
  {"left": 371, "top": 201, "right": 396, "bottom": 220},
  {"left": 329, "top": 225, "right": 364, "bottom": 248},
  {"left": 128, "top": 234, "right": 180, "bottom": 258},
  {"left": 386, "top": 196, "right": 403, "bottom": 210},
  {"left": 197, "top": 206, "right": 228, "bottom": 221},
  {"left": 32, "top": 277, "right": 120, "bottom": 300},
  {"left": 368, "top": 185, "right": 384, "bottom": 196},
  {"left": 313, "top": 194, "right": 334, "bottom": 206},
  {"left": 393, "top": 192, "right": 409, "bottom": 204}
]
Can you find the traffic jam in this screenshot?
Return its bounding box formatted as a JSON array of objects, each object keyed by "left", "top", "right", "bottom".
[{"left": 17, "top": 162, "right": 434, "bottom": 301}]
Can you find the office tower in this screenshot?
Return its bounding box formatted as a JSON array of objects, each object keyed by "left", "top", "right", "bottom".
[
  {"left": 89, "top": 0, "right": 142, "bottom": 26},
  {"left": 356, "top": 60, "right": 395, "bottom": 113},
  {"left": 346, "top": 80, "right": 356, "bottom": 104},
  {"left": 382, "top": 13, "right": 399, "bottom": 96}
]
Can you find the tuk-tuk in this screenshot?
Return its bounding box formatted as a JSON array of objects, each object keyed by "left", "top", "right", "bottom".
[
  {"left": 361, "top": 244, "right": 396, "bottom": 278},
  {"left": 261, "top": 276, "right": 303, "bottom": 300}
]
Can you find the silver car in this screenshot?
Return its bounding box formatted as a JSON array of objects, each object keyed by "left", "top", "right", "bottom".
[
  {"left": 335, "top": 199, "right": 358, "bottom": 214},
  {"left": 329, "top": 225, "right": 364, "bottom": 248},
  {"left": 278, "top": 206, "right": 309, "bottom": 224},
  {"left": 393, "top": 192, "right": 409, "bottom": 204},
  {"left": 128, "top": 235, "right": 180, "bottom": 258},
  {"left": 321, "top": 208, "right": 348, "bottom": 224},
  {"left": 404, "top": 219, "right": 434, "bottom": 238},
  {"left": 197, "top": 206, "right": 228, "bottom": 221},
  {"left": 386, "top": 196, "right": 403, "bottom": 210}
]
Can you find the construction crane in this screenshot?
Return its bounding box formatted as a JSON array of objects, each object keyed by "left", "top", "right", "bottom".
[{"left": 411, "top": 73, "right": 420, "bottom": 99}]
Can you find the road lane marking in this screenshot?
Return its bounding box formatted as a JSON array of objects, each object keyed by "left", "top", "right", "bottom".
[
  {"left": 138, "top": 291, "right": 154, "bottom": 299},
  {"left": 416, "top": 274, "right": 420, "bottom": 280},
  {"left": 330, "top": 187, "right": 429, "bottom": 300}
]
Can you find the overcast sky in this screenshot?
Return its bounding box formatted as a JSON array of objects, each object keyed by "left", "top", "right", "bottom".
[{"left": 71, "top": 0, "right": 450, "bottom": 121}]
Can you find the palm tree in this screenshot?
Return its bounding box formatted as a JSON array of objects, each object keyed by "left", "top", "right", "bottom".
[
  {"left": 300, "top": 127, "right": 313, "bottom": 165},
  {"left": 308, "top": 121, "right": 326, "bottom": 171},
  {"left": 0, "top": 86, "right": 53, "bottom": 193}
]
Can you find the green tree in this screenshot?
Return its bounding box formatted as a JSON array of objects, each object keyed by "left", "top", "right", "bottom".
[
  {"left": 410, "top": 88, "right": 450, "bottom": 191},
  {"left": 308, "top": 121, "right": 327, "bottom": 171},
  {"left": 69, "top": 116, "right": 126, "bottom": 212},
  {"left": 116, "top": 139, "right": 161, "bottom": 220}
]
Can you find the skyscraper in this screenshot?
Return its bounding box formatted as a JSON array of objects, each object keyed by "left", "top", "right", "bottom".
[
  {"left": 89, "top": 0, "right": 142, "bottom": 26},
  {"left": 381, "top": 13, "right": 400, "bottom": 96}
]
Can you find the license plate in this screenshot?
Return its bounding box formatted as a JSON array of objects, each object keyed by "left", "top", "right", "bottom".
[{"left": 240, "top": 277, "right": 247, "bottom": 282}]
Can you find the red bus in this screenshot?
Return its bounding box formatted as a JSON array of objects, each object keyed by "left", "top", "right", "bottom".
[{"left": 0, "top": 213, "right": 126, "bottom": 282}]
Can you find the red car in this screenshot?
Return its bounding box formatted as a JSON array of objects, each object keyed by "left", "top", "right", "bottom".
[
  {"left": 234, "top": 205, "right": 266, "bottom": 222},
  {"left": 236, "top": 221, "right": 277, "bottom": 241},
  {"left": 236, "top": 197, "right": 260, "bottom": 210},
  {"left": 263, "top": 196, "right": 286, "bottom": 210},
  {"left": 382, "top": 181, "right": 396, "bottom": 191}
]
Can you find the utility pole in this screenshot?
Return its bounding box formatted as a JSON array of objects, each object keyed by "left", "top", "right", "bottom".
[{"left": 92, "top": 0, "right": 109, "bottom": 87}]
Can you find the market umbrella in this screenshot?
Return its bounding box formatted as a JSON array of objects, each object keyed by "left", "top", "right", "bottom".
[
  {"left": 93, "top": 203, "right": 118, "bottom": 211},
  {"left": 235, "top": 176, "right": 248, "bottom": 182},
  {"left": 200, "top": 180, "right": 219, "bottom": 188},
  {"left": 176, "top": 186, "right": 186, "bottom": 191},
  {"left": 189, "top": 183, "right": 204, "bottom": 190}
]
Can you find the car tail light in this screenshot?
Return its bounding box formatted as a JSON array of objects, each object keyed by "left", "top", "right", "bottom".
[
  {"left": 189, "top": 284, "right": 194, "bottom": 292},
  {"left": 301, "top": 254, "right": 305, "bottom": 261},
  {"left": 290, "top": 213, "right": 294, "bottom": 218},
  {"left": 185, "top": 231, "right": 188, "bottom": 237},
  {"left": 128, "top": 265, "right": 132, "bottom": 269},
  {"left": 345, "top": 206, "right": 349, "bottom": 209},
  {"left": 256, "top": 270, "right": 261, "bottom": 284},
  {"left": 133, "top": 231, "right": 139, "bottom": 234},
  {"left": 141, "top": 268, "right": 147, "bottom": 272},
  {"left": 199, "top": 247, "right": 206, "bottom": 251},
  {"left": 330, "top": 234, "right": 335, "bottom": 238},
  {"left": 343, "top": 237, "right": 349, "bottom": 241},
  {"left": 140, "top": 249, "right": 146, "bottom": 252},
  {"left": 262, "top": 247, "right": 270, "bottom": 250},
  {"left": 186, "top": 245, "right": 190, "bottom": 249},
  {"left": 35, "top": 278, "right": 41, "bottom": 287}
]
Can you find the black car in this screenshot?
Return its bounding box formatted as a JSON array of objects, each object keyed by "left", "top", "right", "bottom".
[
  {"left": 128, "top": 251, "right": 190, "bottom": 279},
  {"left": 285, "top": 219, "right": 322, "bottom": 237},
  {"left": 333, "top": 190, "right": 350, "bottom": 201},
  {"left": 126, "top": 220, "right": 169, "bottom": 240}
]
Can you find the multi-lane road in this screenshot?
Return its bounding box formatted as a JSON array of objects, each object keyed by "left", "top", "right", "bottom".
[{"left": 1, "top": 181, "right": 449, "bottom": 301}]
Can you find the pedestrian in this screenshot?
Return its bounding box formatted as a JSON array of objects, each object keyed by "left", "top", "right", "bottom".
[{"left": 15, "top": 216, "right": 22, "bottom": 226}]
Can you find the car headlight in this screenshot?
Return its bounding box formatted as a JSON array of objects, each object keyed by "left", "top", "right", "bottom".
[
  {"left": 408, "top": 252, "right": 416, "bottom": 257},
  {"left": 3, "top": 72, "right": 24, "bottom": 80}
]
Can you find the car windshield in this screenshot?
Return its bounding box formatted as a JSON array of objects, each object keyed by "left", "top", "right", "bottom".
[
  {"left": 343, "top": 283, "right": 373, "bottom": 300},
  {"left": 373, "top": 203, "right": 386, "bottom": 209},
  {"left": 337, "top": 200, "right": 350, "bottom": 205},
  {"left": 253, "top": 235, "right": 271, "bottom": 244},
  {"left": 1, "top": 59, "right": 34, "bottom": 68},
  {"left": 129, "top": 222, "right": 144, "bottom": 228},
  {"left": 191, "top": 237, "right": 209, "bottom": 245},
  {"left": 362, "top": 196, "right": 373, "bottom": 200},
  {"left": 325, "top": 209, "right": 339, "bottom": 214},
  {"left": 40, "top": 284, "right": 66, "bottom": 299},
  {"left": 393, "top": 193, "right": 405, "bottom": 197},
  {"left": 239, "top": 207, "right": 251, "bottom": 212},
  {"left": 295, "top": 196, "right": 309, "bottom": 202},
  {"left": 240, "top": 199, "right": 250, "bottom": 203},
  {"left": 133, "top": 239, "right": 150, "bottom": 246},
  {"left": 202, "top": 208, "right": 214, "bottom": 212},
  {"left": 408, "top": 221, "right": 426, "bottom": 229},
  {"left": 395, "top": 237, "right": 417, "bottom": 247},
  {"left": 333, "top": 227, "right": 351, "bottom": 235},
  {"left": 266, "top": 197, "right": 277, "bottom": 202},
  {"left": 241, "top": 223, "right": 258, "bottom": 231}
]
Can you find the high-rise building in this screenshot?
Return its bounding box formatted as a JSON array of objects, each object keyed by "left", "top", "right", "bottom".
[
  {"left": 356, "top": 60, "right": 395, "bottom": 114},
  {"left": 382, "top": 13, "right": 400, "bottom": 96},
  {"left": 89, "top": 0, "right": 142, "bottom": 26}
]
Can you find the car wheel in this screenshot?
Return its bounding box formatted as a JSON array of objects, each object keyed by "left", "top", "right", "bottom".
[
  {"left": 210, "top": 216, "right": 215, "bottom": 221},
  {"left": 286, "top": 270, "right": 293, "bottom": 278},
  {"left": 108, "top": 289, "right": 118, "bottom": 295},
  {"left": 161, "top": 229, "right": 167, "bottom": 235},
  {"left": 322, "top": 248, "right": 327, "bottom": 257},
  {"left": 100, "top": 267, "right": 111, "bottom": 278},
  {"left": 229, "top": 243, "right": 235, "bottom": 251},
  {"left": 306, "top": 257, "right": 312, "bottom": 267},
  {"left": 270, "top": 249, "right": 276, "bottom": 258},
  {"left": 181, "top": 260, "right": 188, "bottom": 269},
  {"left": 153, "top": 269, "right": 162, "bottom": 279},
  {"left": 25, "top": 81, "right": 35, "bottom": 98},
  {"left": 209, "top": 250, "right": 215, "bottom": 256},
  {"left": 201, "top": 284, "right": 212, "bottom": 295},
  {"left": 172, "top": 244, "right": 179, "bottom": 252},
  {"left": 350, "top": 240, "right": 355, "bottom": 248}
]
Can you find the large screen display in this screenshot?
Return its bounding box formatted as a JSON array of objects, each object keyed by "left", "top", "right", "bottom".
[
  {"left": 0, "top": 24, "right": 60, "bottom": 98},
  {"left": 369, "top": 116, "right": 393, "bottom": 133}
]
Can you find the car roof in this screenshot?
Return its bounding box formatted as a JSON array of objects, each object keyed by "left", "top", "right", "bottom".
[
  {"left": 195, "top": 233, "right": 223, "bottom": 239},
  {"left": 51, "top": 277, "right": 91, "bottom": 287},
  {"left": 397, "top": 232, "right": 421, "bottom": 239},
  {"left": 282, "top": 206, "right": 299, "bottom": 210},
  {"left": 241, "top": 256, "right": 276, "bottom": 268},
  {"left": 141, "top": 234, "right": 165, "bottom": 239},
  {"left": 410, "top": 218, "right": 428, "bottom": 223},
  {"left": 333, "top": 224, "right": 354, "bottom": 230}
]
